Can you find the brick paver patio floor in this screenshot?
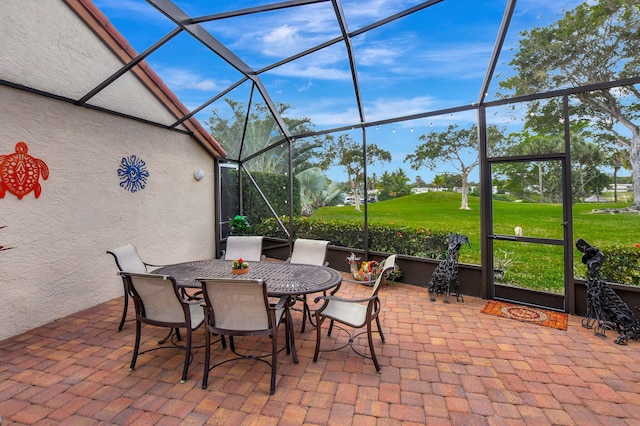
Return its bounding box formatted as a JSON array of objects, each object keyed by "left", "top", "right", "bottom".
[{"left": 2, "top": 275, "right": 640, "bottom": 425}]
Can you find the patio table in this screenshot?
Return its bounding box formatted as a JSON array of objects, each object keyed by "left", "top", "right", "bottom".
[
  {"left": 154, "top": 259, "right": 342, "bottom": 297},
  {"left": 154, "top": 259, "right": 343, "bottom": 335}
]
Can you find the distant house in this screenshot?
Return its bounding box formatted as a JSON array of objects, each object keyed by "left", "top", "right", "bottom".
[
  {"left": 606, "top": 184, "right": 632, "bottom": 192},
  {"left": 411, "top": 187, "right": 446, "bottom": 194},
  {"left": 343, "top": 190, "right": 378, "bottom": 205}
]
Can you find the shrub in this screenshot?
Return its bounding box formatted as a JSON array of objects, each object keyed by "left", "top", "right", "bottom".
[
  {"left": 599, "top": 244, "right": 640, "bottom": 287},
  {"left": 255, "top": 217, "right": 451, "bottom": 259},
  {"left": 229, "top": 215, "right": 253, "bottom": 236}
]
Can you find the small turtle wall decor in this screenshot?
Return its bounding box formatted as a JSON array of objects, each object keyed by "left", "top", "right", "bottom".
[
  {"left": 117, "top": 155, "right": 149, "bottom": 193},
  {"left": 0, "top": 142, "right": 49, "bottom": 199}
]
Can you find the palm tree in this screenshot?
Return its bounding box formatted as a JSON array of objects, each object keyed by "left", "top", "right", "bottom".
[
  {"left": 297, "top": 167, "right": 342, "bottom": 215},
  {"left": 207, "top": 98, "right": 328, "bottom": 176},
  {"left": 606, "top": 149, "right": 630, "bottom": 202},
  {"left": 431, "top": 174, "right": 446, "bottom": 190}
]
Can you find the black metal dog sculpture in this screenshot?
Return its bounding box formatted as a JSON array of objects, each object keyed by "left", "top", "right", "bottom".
[
  {"left": 428, "top": 233, "right": 470, "bottom": 303},
  {"left": 576, "top": 238, "right": 640, "bottom": 345}
]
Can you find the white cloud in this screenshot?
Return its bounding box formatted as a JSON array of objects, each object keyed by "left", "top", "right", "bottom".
[
  {"left": 260, "top": 25, "right": 305, "bottom": 57},
  {"left": 393, "top": 43, "right": 494, "bottom": 80},
  {"left": 365, "top": 96, "right": 438, "bottom": 122},
  {"left": 274, "top": 62, "right": 352, "bottom": 81},
  {"left": 357, "top": 45, "right": 400, "bottom": 67},
  {"left": 298, "top": 81, "right": 313, "bottom": 92},
  {"left": 154, "top": 67, "right": 226, "bottom": 92},
  {"left": 339, "top": 0, "right": 421, "bottom": 28}
]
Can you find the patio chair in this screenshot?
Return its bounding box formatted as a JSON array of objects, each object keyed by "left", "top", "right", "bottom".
[
  {"left": 198, "top": 278, "right": 298, "bottom": 395},
  {"left": 221, "top": 236, "right": 265, "bottom": 262},
  {"left": 118, "top": 271, "right": 204, "bottom": 383},
  {"left": 313, "top": 254, "right": 397, "bottom": 373},
  {"left": 107, "top": 243, "right": 163, "bottom": 331},
  {"left": 285, "top": 238, "right": 330, "bottom": 332}
]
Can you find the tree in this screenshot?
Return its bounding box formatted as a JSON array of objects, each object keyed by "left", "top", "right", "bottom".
[
  {"left": 325, "top": 134, "right": 392, "bottom": 212},
  {"left": 297, "top": 167, "right": 342, "bottom": 215},
  {"left": 367, "top": 173, "right": 379, "bottom": 193},
  {"left": 405, "top": 124, "right": 504, "bottom": 209},
  {"left": 431, "top": 174, "right": 446, "bottom": 190},
  {"left": 605, "top": 148, "right": 631, "bottom": 202},
  {"left": 572, "top": 139, "right": 604, "bottom": 201},
  {"left": 499, "top": 0, "right": 640, "bottom": 209},
  {"left": 207, "top": 99, "right": 329, "bottom": 176},
  {"left": 378, "top": 169, "right": 412, "bottom": 201},
  {"left": 413, "top": 175, "right": 428, "bottom": 188},
  {"left": 515, "top": 132, "right": 564, "bottom": 202},
  {"left": 438, "top": 173, "right": 463, "bottom": 190}
]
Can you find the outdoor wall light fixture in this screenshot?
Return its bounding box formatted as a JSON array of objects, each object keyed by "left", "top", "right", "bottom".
[{"left": 194, "top": 169, "right": 205, "bottom": 181}]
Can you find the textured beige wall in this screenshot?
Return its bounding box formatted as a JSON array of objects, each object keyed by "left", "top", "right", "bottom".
[
  {"left": 0, "top": 0, "right": 180, "bottom": 125},
  {"left": 0, "top": 87, "right": 216, "bottom": 341},
  {"left": 0, "top": 0, "right": 218, "bottom": 341}
]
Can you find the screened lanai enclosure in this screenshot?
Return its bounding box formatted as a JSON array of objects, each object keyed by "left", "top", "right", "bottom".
[{"left": 3, "top": 0, "right": 640, "bottom": 316}]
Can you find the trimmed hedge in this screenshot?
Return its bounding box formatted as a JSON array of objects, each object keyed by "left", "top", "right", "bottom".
[{"left": 255, "top": 217, "right": 452, "bottom": 259}]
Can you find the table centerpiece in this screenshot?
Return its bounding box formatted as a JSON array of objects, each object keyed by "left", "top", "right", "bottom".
[{"left": 231, "top": 258, "right": 250, "bottom": 275}]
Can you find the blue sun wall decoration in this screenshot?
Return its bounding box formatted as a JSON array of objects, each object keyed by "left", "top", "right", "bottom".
[{"left": 118, "top": 155, "right": 149, "bottom": 193}]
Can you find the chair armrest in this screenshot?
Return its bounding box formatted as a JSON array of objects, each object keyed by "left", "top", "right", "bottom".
[
  {"left": 270, "top": 296, "right": 290, "bottom": 310},
  {"left": 322, "top": 282, "right": 342, "bottom": 296},
  {"left": 314, "top": 294, "right": 376, "bottom": 304},
  {"left": 144, "top": 262, "right": 167, "bottom": 272}
]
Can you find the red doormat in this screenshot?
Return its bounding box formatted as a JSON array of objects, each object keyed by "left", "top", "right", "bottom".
[{"left": 480, "top": 300, "right": 568, "bottom": 330}]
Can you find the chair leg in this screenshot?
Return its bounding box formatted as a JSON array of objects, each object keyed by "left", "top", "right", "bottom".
[
  {"left": 270, "top": 329, "right": 278, "bottom": 395},
  {"left": 375, "top": 315, "right": 386, "bottom": 342},
  {"left": 158, "top": 328, "right": 175, "bottom": 344},
  {"left": 313, "top": 314, "right": 326, "bottom": 363},
  {"left": 284, "top": 312, "right": 291, "bottom": 355},
  {"left": 286, "top": 307, "right": 299, "bottom": 364},
  {"left": 367, "top": 321, "right": 381, "bottom": 373},
  {"left": 299, "top": 291, "right": 325, "bottom": 332},
  {"left": 130, "top": 320, "right": 141, "bottom": 371},
  {"left": 300, "top": 295, "right": 308, "bottom": 333},
  {"left": 181, "top": 327, "right": 192, "bottom": 383},
  {"left": 118, "top": 284, "right": 128, "bottom": 331},
  {"left": 202, "top": 327, "right": 211, "bottom": 389}
]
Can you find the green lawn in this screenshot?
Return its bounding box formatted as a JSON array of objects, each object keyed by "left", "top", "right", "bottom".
[{"left": 312, "top": 191, "right": 638, "bottom": 292}]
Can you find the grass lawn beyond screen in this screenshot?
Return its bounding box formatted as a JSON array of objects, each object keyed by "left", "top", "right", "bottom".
[{"left": 311, "top": 192, "right": 638, "bottom": 293}]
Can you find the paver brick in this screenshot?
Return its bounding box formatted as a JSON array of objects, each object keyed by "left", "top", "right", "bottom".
[{"left": 2, "top": 282, "right": 640, "bottom": 425}]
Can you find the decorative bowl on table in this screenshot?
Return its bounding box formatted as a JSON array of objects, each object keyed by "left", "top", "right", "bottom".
[{"left": 231, "top": 258, "right": 249, "bottom": 275}]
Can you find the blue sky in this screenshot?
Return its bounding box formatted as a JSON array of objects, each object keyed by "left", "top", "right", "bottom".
[{"left": 94, "top": 0, "right": 584, "bottom": 184}]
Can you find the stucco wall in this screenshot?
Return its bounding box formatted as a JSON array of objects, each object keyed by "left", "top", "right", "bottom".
[
  {"left": 0, "top": 0, "right": 181, "bottom": 126},
  {"left": 0, "top": 86, "right": 216, "bottom": 341}
]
